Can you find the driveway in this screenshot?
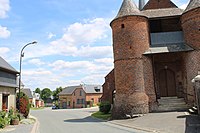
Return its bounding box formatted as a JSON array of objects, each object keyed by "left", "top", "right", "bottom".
[{"left": 31, "top": 107, "right": 147, "bottom": 133}]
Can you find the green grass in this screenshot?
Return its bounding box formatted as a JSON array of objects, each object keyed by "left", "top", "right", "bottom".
[{"left": 91, "top": 111, "right": 111, "bottom": 120}]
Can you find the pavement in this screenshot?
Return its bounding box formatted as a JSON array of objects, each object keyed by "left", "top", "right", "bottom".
[
  {"left": 110, "top": 111, "right": 200, "bottom": 133},
  {"left": 1, "top": 108, "right": 200, "bottom": 133}
]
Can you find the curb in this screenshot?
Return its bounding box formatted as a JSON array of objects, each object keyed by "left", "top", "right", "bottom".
[
  {"left": 30, "top": 115, "right": 39, "bottom": 133},
  {"left": 109, "top": 121, "right": 161, "bottom": 133}
]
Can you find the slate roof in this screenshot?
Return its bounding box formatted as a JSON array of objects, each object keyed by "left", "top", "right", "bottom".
[
  {"left": 83, "top": 85, "right": 102, "bottom": 94},
  {"left": 21, "top": 88, "right": 33, "bottom": 98},
  {"left": 184, "top": 0, "right": 200, "bottom": 13},
  {"left": 0, "top": 56, "right": 19, "bottom": 74},
  {"left": 144, "top": 43, "right": 194, "bottom": 55},
  {"left": 114, "top": 0, "right": 145, "bottom": 20},
  {"left": 142, "top": 8, "right": 183, "bottom": 18},
  {"left": 0, "top": 81, "right": 18, "bottom": 88},
  {"left": 59, "top": 85, "right": 82, "bottom": 95}
]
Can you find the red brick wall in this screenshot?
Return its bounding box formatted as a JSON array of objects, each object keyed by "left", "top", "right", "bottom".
[
  {"left": 111, "top": 16, "right": 150, "bottom": 118},
  {"left": 101, "top": 69, "right": 115, "bottom": 104},
  {"left": 143, "top": 0, "right": 177, "bottom": 10},
  {"left": 182, "top": 8, "right": 200, "bottom": 50},
  {"left": 143, "top": 55, "right": 157, "bottom": 111},
  {"left": 182, "top": 8, "right": 200, "bottom": 104}
]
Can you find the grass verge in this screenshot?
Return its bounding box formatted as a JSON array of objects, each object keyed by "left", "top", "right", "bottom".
[{"left": 91, "top": 111, "right": 111, "bottom": 120}]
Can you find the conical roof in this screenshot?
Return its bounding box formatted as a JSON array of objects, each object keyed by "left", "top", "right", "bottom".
[
  {"left": 115, "top": 0, "right": 145, "bottom": 19},
  {"left": 184, "top": 0, "right": 200, "bottom": 13}
]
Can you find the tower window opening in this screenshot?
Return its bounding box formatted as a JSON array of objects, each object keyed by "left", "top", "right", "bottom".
[{"left": 121, "top": 24, "right": 125, "bottom": 29}]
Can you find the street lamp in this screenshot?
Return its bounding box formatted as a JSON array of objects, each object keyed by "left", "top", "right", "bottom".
[{"left": 18, "top": 41, "right": 37, "bottom": 111}]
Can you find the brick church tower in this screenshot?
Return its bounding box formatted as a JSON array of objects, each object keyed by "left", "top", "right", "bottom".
[
  {"left": 103, "top": 0, "right": 199, "bottom": 119},
  {"left": 110, "top": 0, "right": 150, "bottom": 118},
  {"left": 181, "top": 0, "right": 200, "bottom": 103}
]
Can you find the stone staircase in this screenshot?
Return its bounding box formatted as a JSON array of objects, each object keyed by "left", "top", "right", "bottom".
[{"left": 157, "top": 97, "right": 190, "bottom": 112}]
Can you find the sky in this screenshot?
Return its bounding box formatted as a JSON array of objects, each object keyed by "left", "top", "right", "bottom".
[{"left": 0, "top": 0, "right": 189, "bottom": 91}]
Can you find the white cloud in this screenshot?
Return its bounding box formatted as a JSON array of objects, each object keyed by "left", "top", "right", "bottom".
[
  {"left": 22, "top": 18, "right": 112, "bottom": 60},
  {"left": 23, "top": 69, "right": 52, "bottom": 76},
  {"left": 47, "top": 32, "right": 56, "bottom": 39},
  {"left": 0, "top": 47, "right": 10, "bottom": 57},
  {"left": 0, "top": 0, "right": 10, "bottom": 19},
  {"left": 180, "top": 3, "right": 188, "bottom": 9},
  {"left": 27, "top": 58, "right": 45, "bottom": 66},
  {"left": 0, "top": 25, "right": 10, "bottom": 38}
]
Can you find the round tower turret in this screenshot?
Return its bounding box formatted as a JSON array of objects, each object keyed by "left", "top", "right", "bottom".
[{"left": 111, "top": 0, "right": 150, "bottom": 119}]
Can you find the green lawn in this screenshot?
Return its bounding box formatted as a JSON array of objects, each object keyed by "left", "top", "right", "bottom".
[{"left": 91, "top": 111, "right": 111, "bottom": 120}]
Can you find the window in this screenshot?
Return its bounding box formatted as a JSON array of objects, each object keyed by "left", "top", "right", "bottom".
[
  {"left": 121, "top": 24, "right": 125, "bottom": 29},
  {"left": 77, "top": 99, "right": 80, "bottom": 104},
  {"left": 81, "top": 99, "right": 85, "bottom": 104},
  {"left": 80, "top": 90, "right": 82, "bottom": 96}
]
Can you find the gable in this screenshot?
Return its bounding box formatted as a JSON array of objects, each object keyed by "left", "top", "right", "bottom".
[{"left": 143, "top": 0, "right": 178, "bottom": 10}]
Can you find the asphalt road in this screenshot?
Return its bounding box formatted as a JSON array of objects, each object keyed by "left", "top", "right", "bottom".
[{"left": 31, "top": 107, "right": 147, "bottom": 133}]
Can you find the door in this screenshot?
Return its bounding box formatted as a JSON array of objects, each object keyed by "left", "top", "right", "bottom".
[
  {"left": 158, "top": 69, "right": 176, "bottom": 97},
  {"left": 2, "top": 95, "right": 8, "bottom": 110}
]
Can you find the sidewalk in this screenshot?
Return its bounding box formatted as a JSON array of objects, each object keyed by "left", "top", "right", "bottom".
[
  {"left": 110, "top": 111, "right": 200, "bottom": 133},
  {"left": 0, "top": 116, "right": 37, "bottom": 133}
]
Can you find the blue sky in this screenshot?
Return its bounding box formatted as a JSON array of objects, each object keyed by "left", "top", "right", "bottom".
[{"left": 0, "top": 0, "right": 189, "bottom": 91}]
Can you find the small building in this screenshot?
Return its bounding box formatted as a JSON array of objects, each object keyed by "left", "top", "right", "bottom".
[
  {"left": 32, "top": 92, "right": 44, "bottom": 108},
  {"left": 83, "top": 85, "right": 103, "bottom": 106},
  {"left": 21, "top": 88, "right": 33, "bottom": 105},
  {"left": 58, "top": 86, "right": 86, "bottom": 109},
  {"left": 0, "top": 56, "right": 19, "bottom": 111}
]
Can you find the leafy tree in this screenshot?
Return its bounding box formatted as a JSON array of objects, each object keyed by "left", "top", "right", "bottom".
[
  {"left": 52, "top": 87, "right": 63, "bottom": 101},
  {"left": 41, "top": 88, "right": 52, "bottom": 103},
  {"left": 35, "top": 88, "right": 41, "bottom": 94}
]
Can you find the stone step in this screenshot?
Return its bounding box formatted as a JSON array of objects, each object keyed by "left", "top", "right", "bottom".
[{"left": 157, "top": 97, "right": 190, "bottom": 112}]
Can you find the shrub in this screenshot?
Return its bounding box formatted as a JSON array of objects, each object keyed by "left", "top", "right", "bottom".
[
  {"left": 0, "top": 111, "right": 6, "bottom": 119},
  {"left": 99, "top": 101, "right": 111, "bottom": 114},
  {"left": 17, "top": 92, "right": 30, "bottom": 118},
  {"left": 0, "top": 117, "right": 6, "bottom": 129}
]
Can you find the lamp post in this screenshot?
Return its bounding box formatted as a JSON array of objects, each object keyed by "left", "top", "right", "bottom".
[{"left": 18, "top": 41, "right": 37, "bottom": 111}]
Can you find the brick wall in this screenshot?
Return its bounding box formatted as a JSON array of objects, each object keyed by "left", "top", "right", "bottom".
[
  {"left": 111, "top": 15, "right": 149, "bottom": 119},
  {"left": 101, "top": 69, "right": 115, "bottom": 104}
]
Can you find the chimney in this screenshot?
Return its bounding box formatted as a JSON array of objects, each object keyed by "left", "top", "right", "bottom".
[{"left": 139, "top": 0, "right": 145, "bottom": 10}]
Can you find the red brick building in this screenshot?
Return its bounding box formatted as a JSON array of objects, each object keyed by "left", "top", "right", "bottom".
[{"left": 102, "top": 0, "right": 200, "bottom": 119}]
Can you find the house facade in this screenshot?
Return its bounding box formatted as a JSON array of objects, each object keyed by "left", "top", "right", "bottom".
[
  {"left": 102, "top": 0, "right": 200, "bottom": 119},
  {"left": 59, "top": 85, "right": 102, "bottom": 108},
  {"left": 59, "top": 86, "right": 86, "bottom": 109},
  {"left": 0, "top": 56, "right": 19, "bottom": 111},
  {"left": 84, "top": 85, "right": 102, "bottom": 106}
]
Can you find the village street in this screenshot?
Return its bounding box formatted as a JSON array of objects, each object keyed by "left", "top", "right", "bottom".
[{"left": 31, "top": 107, "right": 147, "bottom": 133}]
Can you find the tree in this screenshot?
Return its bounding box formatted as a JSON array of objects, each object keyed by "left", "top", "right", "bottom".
[
  {"left": 52, "top": 87, "right": 63, "bottom": 101},
  {"left": 41, "top": 88, "right": 52, "bottom": 103},
  {"left": 35, "top": 88, "right": 41, "bottom": 94}
]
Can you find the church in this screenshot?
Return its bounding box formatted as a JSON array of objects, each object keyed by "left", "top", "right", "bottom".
[{"left": 101, "top": 0, "right": 200, "bottom": 119}]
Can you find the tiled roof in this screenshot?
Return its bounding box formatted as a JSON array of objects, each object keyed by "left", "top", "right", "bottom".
[
  {"left": 184, "top": 0, "right": 200, "bottom": 13},
  {"left": 142, "top": 8, "right": 183, "bottom": 18},
  {"left": 114, "top": 0, "right": 145, "bottom": 20},
  {"left": 0, "top": 56, "right": 19, "bottom": 73},
  {"left": 83, "top": 85, "right": 102, "bottom": 94},
  {"left": 59, "top": 85, "right": 81, "bottom": 95},
  {"left": 144, "top": 43, "right": 194, "bottom": 55},
  {"left": 21, "top": 88, "right": 33, "bottom": 98}
]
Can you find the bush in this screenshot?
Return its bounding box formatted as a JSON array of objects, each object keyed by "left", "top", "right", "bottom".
[
  {"left": 99, "top": 102, "right": 111, "bottom": 114},
  {"left": 0, "top": 111, "right": 6, "bottom": 119},
  {"left": 0, "top": 117, "right": 6, "bottom": 129},
  {"left": 17, "top": 92, "right": 30, "bottom": 118}
]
